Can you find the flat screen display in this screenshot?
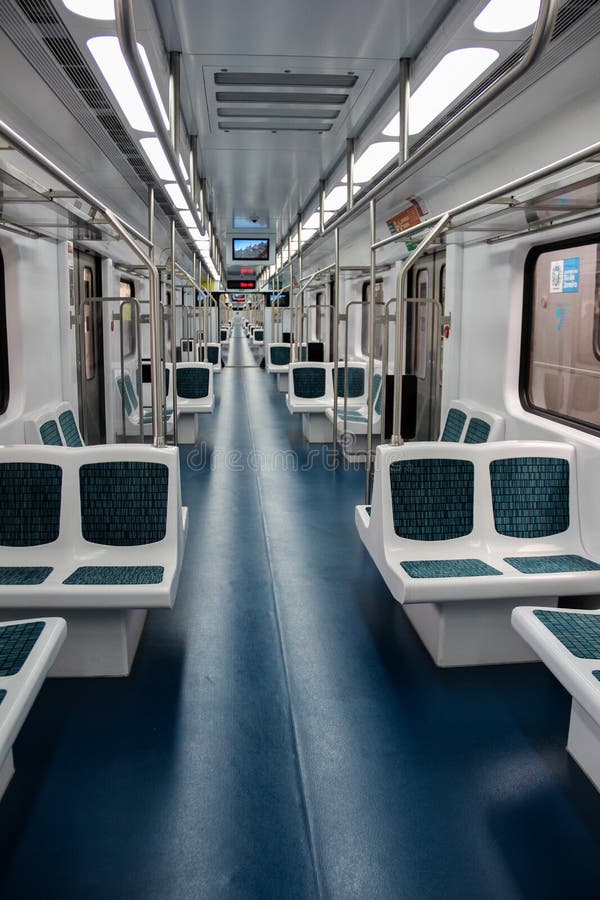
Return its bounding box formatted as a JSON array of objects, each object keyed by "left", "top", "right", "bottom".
[{"left": 232, "top": 237, "right": 270, "bottom": 261}]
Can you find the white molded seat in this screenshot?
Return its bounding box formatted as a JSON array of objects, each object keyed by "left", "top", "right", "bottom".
[
  {"left": 356, "top": 441, "right": 599, "bottom": 666},
  {"left": 0, "top": 617, "right": 66, "bottom": 798},
  {"left": 0, "top": 445, "right": 187, "bottom": 676},
  {"left": 512, "top": 606, "right": 600, "bottom": 791}
]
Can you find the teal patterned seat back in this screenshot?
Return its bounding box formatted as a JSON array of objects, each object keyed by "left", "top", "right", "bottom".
[
  {"left": 390, "top": 458, "right": 474, "bottom": 541},
  {"left": 177, "top": 367, "right": 210, "bottom": 399},
  {"left": 373, "top": 374, "right": 383, "bottom": 415},
  {"left": 440, "top": 407, "right": 466, "bottom": 442},
  {"left": 0, "top": 463, "right": 62, "bottom": 546},
  {"left": 300, "top": 346, "right": 308, "bottom": 361},
  {"left": 116, "top": 374, "right": 138, "bottom": 415},
  {"left": 40, "top": 420, "right": 63, "bottom": 446},
  {"left": 464, "top": 417, "right": 491, "bottom": 444},
  {"left": 337, "top": 367, "right": 365, "bottom": 398},
  {"left": 293, "top": 367, "right": 326, "bottom": 398},
  {"left": 254, "top": 330, "right": 264, "bottom": 341},
  {"left": 270, "top": 346, "right": 290, "bottom": 366},
  {"left": 80, "top": 461, "right": 169, "bottom": 546},
  {"left": 58, "top": 410, "right": 83, "bottom": 447},
  {"left": 490, "top": 457, "right": 570, "bottom": 538},
  {"left": 207, "top": 346, "right": 219, "bottom": 365}
]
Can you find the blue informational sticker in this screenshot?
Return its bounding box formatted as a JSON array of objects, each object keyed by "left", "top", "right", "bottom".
[{"left": 562, "top": 257, "right": 580, "bottom": 293}]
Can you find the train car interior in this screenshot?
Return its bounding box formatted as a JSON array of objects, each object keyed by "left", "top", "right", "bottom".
[{"left": 1, "top": 0, "right": 600, "bottom": 896}]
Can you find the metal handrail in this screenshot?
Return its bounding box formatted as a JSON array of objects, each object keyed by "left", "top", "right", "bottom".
[{"left": 318, "top": 0, "right": 559, "bottom": 241}]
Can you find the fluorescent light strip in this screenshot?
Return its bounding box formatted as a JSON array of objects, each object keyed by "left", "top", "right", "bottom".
[
  {"left": 139, "top": 137, "right": 175, "bottom": 180},
  {"left": 474, "top": 0, "right": 541, "bottom": 33},
  {"left": 383, "top": 47, "right": 499, "bottom": 137},
  {"left": 63, "top": 0, "right": 115, "bottom": 19},
  {"left": 87, "top": 36, "right": 169, "bottom": 133},
  {"left": 164, "top": 183, "right": 187, "bottom": 209},
  {"left": 343, "top": 141, "right": 399, "bottom": 183}
]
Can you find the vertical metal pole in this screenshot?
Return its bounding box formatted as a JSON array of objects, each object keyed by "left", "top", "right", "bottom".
[
  {"left": 366, "top": 199, "right": 377, "bottom": 501},
  {"left": 399, "top": 58, "right": 410, "bottom": 166},
  {"left": 171, "top": 219, "right": 178, "bottom": 444},
  {"left": 169, "top": 51, "right": 181, "bottom": 156},
  {"left": 332, "top": 227, "right": 340, "bottom": 467},
  {"left": 391, "top": 214, "right": 450, "bottom": 443},
  {"left": 147, "top": 184, "right": 165, "bottom": 446},
  {"left": 202, "top": 261, "right": 208, "bottom": 362},
  {"left": 190, "top": 134, "right": 198, "bottom": 205},
  {"left": 346, "top": 138, "right": 354, "bottom": 211},
  {"left": 297, "top": 215, "right": 302, "bottom": 352}
]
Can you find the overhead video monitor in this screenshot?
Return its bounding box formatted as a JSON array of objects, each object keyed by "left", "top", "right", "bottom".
[{"left": 232, "top": 237, "right": 270, "bottom": 261}]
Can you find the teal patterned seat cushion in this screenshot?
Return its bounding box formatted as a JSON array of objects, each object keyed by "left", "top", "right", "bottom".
[
  {"left": 593, "top": 672, "right": 600, "bottom": 683},
  {"left": 0, "top": 463, "right": 62, "bottom": 546},
  {"left": 440, "top": 407, "right": 466, "bottom": 442},
  {"left": 390, "top": 458, "right": 474, "bottom": 541},
  {"left": 534, "top": 610, "right": 600, "bottom": 658},
  {"left": 270, "top": 346, "right": 290, "bottom": 366},
  {"left": 401, "top": 559, "right": 502, "bottom": 578},
  {"left": 200, "top": 346, "right": 219, "bottom": 364},
  {"left": 177, "top": 367, "right": 210, "bottom": 398},
  {"left": 58, "top": 409, "right": 83, "bottom": 447},
  {"left": 79, "top": 461, "right": 168, "bottom": 546},
  {"left": 293, "top": 367, "right": 326, "bottom": 399},
  {"left": 64, "top": 565, "right": 164, "bottom": 585},
  {"left": 505, "top": 555, "right": 600, "bottom": 574},
  {"left": 0, "top": 621, "right": 45, "bottom": 676},
  {"left": 490, "top": 457, "right": 570, "bottom": 538},
  {"left": 0, "top": 567, "right": 53, "bottom": 585},
  {"left": 40, "top": 420, "right": 63, "bottom": 446},
  {"left": 337, "top": 367, "right": 365, "bottom": 399},
  {"left": 464, "top": 417, "right": 491, "bottom": 444}
]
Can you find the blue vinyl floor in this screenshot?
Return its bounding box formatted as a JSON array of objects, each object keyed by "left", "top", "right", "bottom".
[{"left": 1, "top": 320, "right": 600, "bottom": 898}]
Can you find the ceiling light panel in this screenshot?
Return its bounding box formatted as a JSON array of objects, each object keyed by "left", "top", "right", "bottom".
[
  {"left": 87, "top": 36, "right": 169, "bottom": 133},
  {"left": 474, "top": 0, "right": 541, "bottom": 33},
  {"left": 343, "top": 141, "right": 399, "bottom": 183},
  {"left": 139, "top": 137, "right": 175, "bottom": 180},
  {"left": 383, "top": 47, "right": 499, "bottom": 137},
  {"left": 63, "top": 0, "right": 115, "bottom": 19}
]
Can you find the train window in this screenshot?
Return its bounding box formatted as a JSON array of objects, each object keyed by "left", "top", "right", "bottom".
[
  {"left": 521, "top": 235, "right": 600, "bottom": 432},
  {"left": 315, "top": 291, "right": 324, "bottom": 341},
  {"left": 119, "top": 278, "right": 136, "bottom": 358},
  {"left": 83, "top": 266, "right": 95, "bottom": 381},
  {"left": 440, "top": 264, "right": 446, "bottom": 305},
  {"left": 416, "top": 268, "right": 429, "bottom": 298},
  {"left": 0, "top": 249, "right": 8, "bottom": 415},
  {"left": 361, "top": 280, "right": 384, "bottom": 358}
]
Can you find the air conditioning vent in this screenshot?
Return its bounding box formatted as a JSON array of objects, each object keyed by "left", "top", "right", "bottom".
[
  {"left": 212, "top": 68, "right": 365, "bottom": 133},
  {"left": 1, "top": 0, "right": 183, "bottom": 233},
  {"left": 214, "top": 72, "right": 358, "bottom": 88}
]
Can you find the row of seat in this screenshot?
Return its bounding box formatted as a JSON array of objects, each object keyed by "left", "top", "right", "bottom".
[
  {"left": 0, "top": 444, "right": 187, "bottom": 677},
  {"left": 25, "top": 402, "right": 84, "bottom": 448},
  {"left": 355, "top": 436, "right": 600, "bottom": 790}
]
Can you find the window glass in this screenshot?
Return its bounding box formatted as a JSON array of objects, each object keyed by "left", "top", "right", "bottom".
[
  {"left": 119, "top": 278, "right": 136, "bottom": 358},
  {"left": 522, "top": 236, "right": 600, "bottom": 431},
  {"left": 361, "top": 280, "right": 384, "bottom": 358},
  {"left": 0, "top": 249, "right": 8, "bottom": 415}
]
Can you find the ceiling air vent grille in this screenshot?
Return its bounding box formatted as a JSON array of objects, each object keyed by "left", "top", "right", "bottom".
[
  {"left": 0, "top": 0, "right": 182, "bottom": 231},
  {"left": 213, "top": 70, "right": 358, "bottom": 133}
]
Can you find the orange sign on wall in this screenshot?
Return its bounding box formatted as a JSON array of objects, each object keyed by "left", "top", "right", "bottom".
[{"left": 386, "top": 197, "right": 426, "bottom": 236}]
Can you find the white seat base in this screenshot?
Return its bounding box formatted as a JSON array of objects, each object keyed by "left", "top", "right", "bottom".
[
  {"left": 302, "top": 413, "right": 333, "bottom": 443},
  {"left": 277, "top": 373, "right": 289, "bottom": 392},
  {"left": 178, "top": 413, "right": 200, "bottom": 444},
  {"left": 0, "top": 608, "right": 147, "bottom": 677},
  {"left": 568, "top": 699, "right": 600, "bottom": 791},
  {"left": 0, "top": 751, "right": 14, "bottom": 801},
  {"left": 340, "top": 433, "right": 380, "bottom": 462},
  {"left": 404, "top": 596, "right": 558, "bottom": 667}
]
